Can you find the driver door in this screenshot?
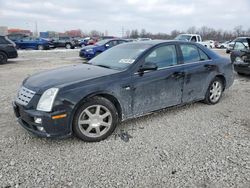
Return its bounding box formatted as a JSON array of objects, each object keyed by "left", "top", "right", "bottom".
[{"left": 131, "top": 44, "right": 184, "bottom": 116}]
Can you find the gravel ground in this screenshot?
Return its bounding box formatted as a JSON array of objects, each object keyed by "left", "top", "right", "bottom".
[{"left": 0, "top": 49, "right": 249, "bottom": 188}]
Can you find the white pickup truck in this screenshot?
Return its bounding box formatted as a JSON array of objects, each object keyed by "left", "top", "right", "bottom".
[{"left": 175, "top": 34, "right": 211, "bottom": 48}]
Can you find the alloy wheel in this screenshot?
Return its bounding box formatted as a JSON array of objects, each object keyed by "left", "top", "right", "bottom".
[
  {"left": 77, "top": 105, "right": 112, "bottom": 138},
  {"left": 209, "top": 81, "right": 222, "bottom": 103}
]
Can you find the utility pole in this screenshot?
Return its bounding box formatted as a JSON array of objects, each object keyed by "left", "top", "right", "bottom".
[
  {"left": 34, "top": 21, "right": 38, "bottom": 37},
  {"left": 122, "top": 26, "right": 124, "bottom": 38}
]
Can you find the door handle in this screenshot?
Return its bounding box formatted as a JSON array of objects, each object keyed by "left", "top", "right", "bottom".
[
  {"left": 122, "top": 85, "right": 131, "bottom": 90},
  {"left": 204, "top": 64, "right": 215, "bottom": 70},
  {"left": 171, "top": 72, "right": 185, "bottom": 79}
]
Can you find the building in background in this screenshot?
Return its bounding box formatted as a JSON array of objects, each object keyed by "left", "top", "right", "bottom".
[
  {"left": 65, "top": 29, "right": 82, "bottom": 37},
  {"left": 8, "top": 28, "right": 32, "bottom": 36},
  {"left": 0, "top": 26, "right": 8, "bottom": 36}
]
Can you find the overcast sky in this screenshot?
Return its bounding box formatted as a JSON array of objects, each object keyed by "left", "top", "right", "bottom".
[{"left": 0, "top": 0, "right": 249, "bottom": 36}]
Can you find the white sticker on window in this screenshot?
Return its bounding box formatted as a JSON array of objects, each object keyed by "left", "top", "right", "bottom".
[{"left": 119, "top": 59, "right": 135, "bottom": 64}]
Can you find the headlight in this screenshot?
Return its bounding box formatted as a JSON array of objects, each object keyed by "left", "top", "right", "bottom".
[
  {"left": 235, "top": 57, "right": 243, "bottom": 62},
  {"left": 86, "top": 49, "right": 94, "bottom": 52},
  {"left": 37, "top": 88, "right": 59, "bottom": 112}
]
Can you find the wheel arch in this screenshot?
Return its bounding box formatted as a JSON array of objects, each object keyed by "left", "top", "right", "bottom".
[
  {"left": 69, "top": 92, "right": 123, "bottom": 132},
  {"left": 215, "top": 74, "right": 226, "bottom": 90},
  {"left": 0, "top": 50, "right": 8, "bottom": 58}
]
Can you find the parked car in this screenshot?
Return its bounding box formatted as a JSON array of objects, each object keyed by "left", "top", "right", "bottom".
[
  {"left": 7, "top": 33, "right": 28, "bottom": 42},
  {"left": 136, "top": 38, "right": 152, "bottom": 41},
  {"left": 230, "top": 38, "right": 250, "bottom": 75},
  {"left": 204, "top": 40, "right": 215, "bottom": 48},
  {"left": 51, "top": 36, "right": 78, "bottom": 49},
  {"left": 13, "top": 40, "right": 234, "bottom": 142},
  {"left": 216, "top": 41, "right": 231, "bottom": 49},
  {"left": 15, "top": 37, "right": 54, "bottom": 50},
  {"left": 79, "top": 39, "right": 128, "bottom": 60},
  {"left": 226, "top": 37, "right": 249, "bottom": 53},
  {"left": 175, "top": 34, "right": 211, "bottom": 48},
  {"left": 0, "top": 36, "right": 18, "bottom": 64},
  {"left": 79, "top": 37, "right": 98, "bottom": 47}
]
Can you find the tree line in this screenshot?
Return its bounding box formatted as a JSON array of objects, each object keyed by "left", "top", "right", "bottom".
[
  {"left": 126, "top": 26, "right": 250, "bottom": 41},
  {"left": 81, "top": 25, "right": 250, "bottom": 41}
]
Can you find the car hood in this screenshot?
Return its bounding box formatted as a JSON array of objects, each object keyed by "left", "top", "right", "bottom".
[
  {"left": 81, "top": 45, "right": 98, "bottom": 50},
  {"left": 23, "top": 64, "right": 119, "bottom": 94}
]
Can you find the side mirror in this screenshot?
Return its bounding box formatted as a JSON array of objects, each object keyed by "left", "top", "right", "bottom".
[
  {"left": 105, "top": 44, "right": 110, "bottom": 48},
  {"left": 138, "top": 62, "right": 158, "bottom": 74}
]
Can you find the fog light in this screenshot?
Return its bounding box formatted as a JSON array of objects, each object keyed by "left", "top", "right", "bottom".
[
  {"left": 37, "top": 126, "right": 45, "bottom": 132},
  {"left": 34, "top": 117, "right": 42, "bottom": 124}
]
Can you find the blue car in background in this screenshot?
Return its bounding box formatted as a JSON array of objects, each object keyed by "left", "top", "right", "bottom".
[
  {"left": 79, "top": 39, "right": 128, "bottom": 60},
  {"left": 15, "top": 37, "right": 54, "bottom": 50}
]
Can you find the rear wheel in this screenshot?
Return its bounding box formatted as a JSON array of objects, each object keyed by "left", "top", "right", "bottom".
[
  {"left": 65, "top": 43, "right": 72, "bottom": 49},
  {"left": 0, "top": 52, "right": 7, "bottom": 64},
  {"left": 73, "top": 96, "right": 118, "bottom": 142},
  {"left": 37, "top": 45, "right": 44, "bottom": 50},
  {"left": 204, "top": 78, "right": 224, "bottom": 105}
]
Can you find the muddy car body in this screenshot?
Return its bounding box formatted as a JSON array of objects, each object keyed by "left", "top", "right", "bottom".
[{"left": 13, "top": 40, "right": 234, "bottom": 141}]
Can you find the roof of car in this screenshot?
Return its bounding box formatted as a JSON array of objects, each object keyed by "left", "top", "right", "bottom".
[{"left": 131, "top": 40, "right": 189, "bottom": 45}]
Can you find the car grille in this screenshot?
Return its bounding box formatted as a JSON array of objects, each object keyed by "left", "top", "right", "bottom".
[{"left": 16, "top": 86, "right": 36, "bottom": 106}]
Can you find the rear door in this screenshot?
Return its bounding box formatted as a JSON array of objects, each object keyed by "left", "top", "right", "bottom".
[{"left": 179, "top": 44, "right": 214, "bottom": 103}]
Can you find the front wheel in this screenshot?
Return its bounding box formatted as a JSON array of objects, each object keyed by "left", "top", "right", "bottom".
[
  {"left": 73, "top": 96, "right": 118, "bottom": 142},
  {"left": 204, "top": 78, "right": 224, "bottom": 105},
  {"left": 37, "top": 45, "right": 44, "bottom": 50}
]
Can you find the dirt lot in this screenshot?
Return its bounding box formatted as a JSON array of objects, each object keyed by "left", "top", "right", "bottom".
[{"left": 0, "top": 49, "right": 249, "bottom": 188}]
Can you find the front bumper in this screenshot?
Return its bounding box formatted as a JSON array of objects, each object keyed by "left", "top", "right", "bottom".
[
  {"left": 8, "top": 50, "right": 18, "bottom": 59},
  {"left": 234, "top": 61, "right": 250, "bottom": 75},
  {"left": 13, "top": 101, "right": 72, "bottom": 138},
  {"left": 79, "top": 50, "right": 95, "bottom": 60}
]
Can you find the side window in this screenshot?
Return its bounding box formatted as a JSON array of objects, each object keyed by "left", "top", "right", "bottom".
[
  {"left": 234, "top": 42, "right": 247, "bottom": 51},
  {"left": 191, "top": 36, "right": 197, "bottom": 42},
  {"left": 112, "top": 40, "right": 119, "bottom": 46},
  {"left": 107, "top": 41, "right": 115, "bottom": 47},
  {"left": 180, "top": 45, "right": 200, "bottom": 63},
  {"left": 118, "top": 40, "right": 126, "bottom": 44},
  {"left": 0, "top": 37, "right": 8, "bottom": 44},
  {"left": 22, "top": 38, "right": 31, "bottom": 42},
  {"left": 198, "top": 49, "right": 210, "bottom": 61},
  {"left": 144, "top": 45, "right": 177, "bottom": 69},
  {"left": 197, "top": 36, "right": 201, "bottom": 42}
]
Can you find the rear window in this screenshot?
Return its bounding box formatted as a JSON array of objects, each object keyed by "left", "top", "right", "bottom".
[{"left": 180, "top": 44, "right": 210, "bottom": 63}]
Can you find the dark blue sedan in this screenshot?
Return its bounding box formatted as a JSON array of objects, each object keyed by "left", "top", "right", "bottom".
[
  {"left": 15, "top": 37, "right": 54, "bottom": 50},
  {"left": 13, "top": 40, "right": 234, "bottom": 142},
  {"left": 79, "top": 39, "right": 128, "bottom": 60}
]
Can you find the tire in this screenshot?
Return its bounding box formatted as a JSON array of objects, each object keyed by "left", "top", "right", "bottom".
[
  {"left": 237, "top": 72, "right": 245, "bottom": 76},
  {"left": 37, "top": 45, "right": 44, "bottom": 50},
  {"left": 65, "top": 43, "right": 72, "bottom": 49},
  {"left": 226, "top": 49, "right": 230, "bottom": 54},
  {"left": 203, "top": 77, "right": 224, "bottom": 105},
  {"left": 73, "top": 96, "right": 119, "bottom": 142},
  {"left": 0, "top": 52, "right": 8, "bottom": 64}
]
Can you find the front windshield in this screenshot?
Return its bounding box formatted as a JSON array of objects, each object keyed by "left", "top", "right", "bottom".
[
  {"left": 95, "top": 39, "right": 109, "bottom": 46},
  {"left": 175, "top": 35, "right": 191, "bottom": 41},
  {"left": 89, "top": 43, "right": 152, "bottom": 70}
]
